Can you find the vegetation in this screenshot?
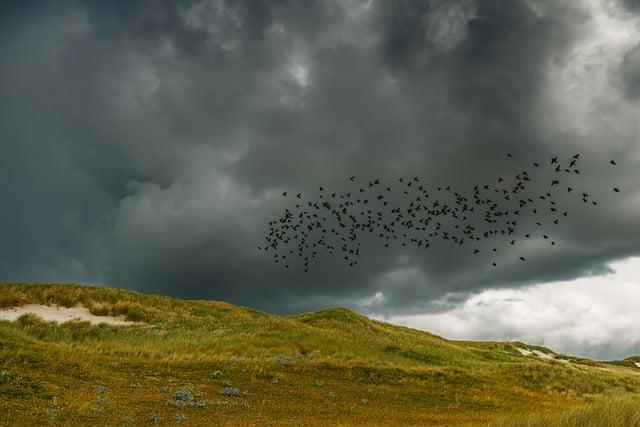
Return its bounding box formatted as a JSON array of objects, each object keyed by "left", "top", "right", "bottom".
[{"left": 1, "top": 283, "right": 639, "bottom": 425}]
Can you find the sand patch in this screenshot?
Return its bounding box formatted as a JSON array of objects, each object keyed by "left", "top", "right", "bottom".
[
  {"left": 635, "top": 362, "right": 640, "bottom": 368},
  {"left": 517, "top": 348, "right": 533, "bottom": 356},
  {"left": 516, "top": 347, "right": 569, "bottom": 363},
  {"left": 0, "top": 304, "right": 141, "bottom": 325}
]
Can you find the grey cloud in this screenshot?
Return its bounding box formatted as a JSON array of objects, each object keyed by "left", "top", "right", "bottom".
[{"left": 1, "top": 0, "right": 639, "bottom": 321}]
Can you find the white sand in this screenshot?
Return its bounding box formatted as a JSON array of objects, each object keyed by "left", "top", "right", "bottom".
[
  {"left": 516, "top": 347, "right": 568, "bottom": 363},
  {"left": 635, "top": 362, "right": 640, "bottom": 368},
  {"left": 0, "top": 304, "right": 140, "bottom": 325},
  {"left": 517, "top": 348, "right": 533, "bottom": 356}
]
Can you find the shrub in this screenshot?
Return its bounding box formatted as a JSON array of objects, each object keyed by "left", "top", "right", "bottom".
[
  {"left": 0, "top": 291, "right": 28, "bottom": 308},
  {"left": 113, "top": 301, "right": 148, "bottom": 322},
  {"left": 210, "top": 370, "right": 223, "bottom": 380},
  {"left": 220, "top": 387, "right": 240, "bottom": 397},
  {"left": 89, "top": 303, "right": 110, "bottom": 317},
  {"left": 167, "top": 388, "right": 206, "bottom": 408},
  {"left": 16, "top": 313, "right": 45, "bottom": 326}
]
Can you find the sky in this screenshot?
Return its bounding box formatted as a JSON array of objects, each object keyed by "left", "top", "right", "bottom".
[{"left": 1, "top": 0, "right": 639, "bottom": 360}]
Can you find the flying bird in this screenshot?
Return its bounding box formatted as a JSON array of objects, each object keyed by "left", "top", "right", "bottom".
[{"left": 264, "top": 152, "right": 622, "bottom": 273}]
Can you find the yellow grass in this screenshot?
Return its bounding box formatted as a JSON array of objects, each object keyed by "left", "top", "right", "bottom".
[{"left": 1, "top": 282, "right": 639, "bottom": 426}]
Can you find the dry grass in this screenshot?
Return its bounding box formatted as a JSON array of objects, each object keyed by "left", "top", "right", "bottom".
[
  {"left": 1, "top": 282, "right": 639, "bottom": 426},
  {"left": 491, "top": 395, "right": 640, "bottom": 426}
]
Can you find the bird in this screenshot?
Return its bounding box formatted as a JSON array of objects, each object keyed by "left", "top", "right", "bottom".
[
  {"left": 610, "top": 160, "right": 616, "bottom": 165},
  {"left": 519, "top": 256, "right": 526, "bottom": 261},
  {"left": 264, "top": 152, "right": 621, "bottom": 273}
]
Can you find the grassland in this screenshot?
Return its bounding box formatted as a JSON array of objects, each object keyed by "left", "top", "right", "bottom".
[{"left": 1, "top": 283, "right": 640, "bottom": 426}]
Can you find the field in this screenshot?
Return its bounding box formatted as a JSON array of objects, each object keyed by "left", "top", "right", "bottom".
[{"left": 1, "top": 283, "right": 640, "bottom": 426}]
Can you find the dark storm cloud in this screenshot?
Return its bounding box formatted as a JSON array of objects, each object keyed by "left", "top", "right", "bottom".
[{"left": 1, "top": 0, "right": 639, "bottom": 315}]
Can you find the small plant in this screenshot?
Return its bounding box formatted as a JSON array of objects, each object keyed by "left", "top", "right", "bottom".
[
  {"left": 167, "top": 388, "right": 206, "bottom": 408},
  {"left": 210, "top": 370, "right": 223, "bottom": 380},
  {"left": 222, "top": 379, "right": 233, "bottom": 387},
  {"left": 312, "top": 379, "right": 324, "bottom": 388},
  {"left": 172, "top": 389, "right": 194, "bottom": 401},
  {"left": 150, "top": 414, "right": 161, "bottom": 424},
  {"left": 175, "top": 413, "right": 186, "bottom": 423},
  {"left": 96, "top": 395, "right": 109, "bottom": 405},
  {"left": 160, "top": 385, "right": 169, "bottom": 393},
  {"left": 96, "top": 385, "right": 108, "bottom": 394},
  {"left": 220, "top": 387, "right": 240, "bottom": 397},
  {"left": 1, "top": 369, "right": 13, "bottom": 377}
]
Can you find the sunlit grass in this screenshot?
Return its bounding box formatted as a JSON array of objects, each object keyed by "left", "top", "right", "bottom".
[
  {"left": 1, "top": 282, "right": 639, "bottom": 425},
  {"left": 491, "top": 395, "right": 640, "bottom": 426}
]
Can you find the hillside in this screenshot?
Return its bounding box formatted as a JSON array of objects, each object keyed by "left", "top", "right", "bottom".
[{"left": 1, "top": 283, "right": 640, "bottom": 426}]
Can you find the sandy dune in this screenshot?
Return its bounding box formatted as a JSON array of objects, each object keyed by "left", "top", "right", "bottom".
[{"left": 0, "top": 304, "right": 140, "bottom": 325}]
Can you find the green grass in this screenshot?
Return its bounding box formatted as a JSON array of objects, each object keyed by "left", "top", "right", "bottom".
[{"left": 1, "top": 282, "right": 639, "bottom": 426}]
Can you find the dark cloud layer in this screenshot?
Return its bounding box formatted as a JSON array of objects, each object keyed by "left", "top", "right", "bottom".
[{"left": 1, "top": 0, "right": 639, "bottom": 315}]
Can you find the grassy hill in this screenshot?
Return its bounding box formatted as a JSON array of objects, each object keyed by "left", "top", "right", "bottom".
[{"left": 1, "top": 283, "right": 640, "bottom": 426}]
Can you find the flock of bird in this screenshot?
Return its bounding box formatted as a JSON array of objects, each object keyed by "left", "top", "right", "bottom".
[{"left": 258, "top": 154, "right": 621, "bottom": 272}]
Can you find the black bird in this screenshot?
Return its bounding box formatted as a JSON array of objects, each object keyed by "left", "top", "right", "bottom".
[
  {"left": 507, "top": 153, "right": 513, "bottom": 158},
  {"left": 551, "top": 156, "right": 558, "bottom": 164},
  {"left": 350, "top": 176, "right": 355, "bottom": 181},
  {"left": 282, "top": 192, "right": 287, "bottom": 197},
  {"left": 613, "top": 187, "right": 620, "bottom": 192},
  {"left": 519, "top": 256, "right": 526, "bottom": 261},
  {"left": 610, "top": 160, "right": 616, "bottom": 165},
  {"left": 296, "top": 193, "right": 302, "bottom": 198}
]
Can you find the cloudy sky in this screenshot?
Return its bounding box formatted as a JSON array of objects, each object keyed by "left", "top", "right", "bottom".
[{"left": 2, "top": 0, "right": 640, "bottom": 359}]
